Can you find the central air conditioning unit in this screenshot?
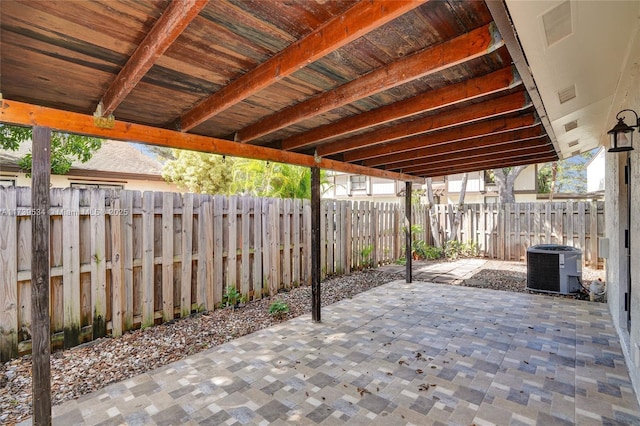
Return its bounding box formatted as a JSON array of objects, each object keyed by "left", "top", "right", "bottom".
[{"left": 526, "top": 244, "right": 582, "bottom": 295}]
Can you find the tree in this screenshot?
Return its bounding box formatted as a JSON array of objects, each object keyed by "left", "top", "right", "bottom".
[
  {"left": 492, "top": 165, "right": 527, "bottom": 203},
  {"left": 537, "top": 151, "right": 595, "bottom": 197},
  {"left": 231, "top": 159, "right": 327, "bottom": 199},
  {"left": 0, "top": 124, "right": 101, "bottom": 175},
  {"left": 448, "top": 172, "right": 469, "bottom": 241},
  {"left": 537, "top": 162, "right": 553, "bottom": 194},
  {"left": 162, "top": 153, "right": 326, "bottom": 198},
  {"left": 425, "top": 177, "right": 442, "bottom": 247},
  {"left": 162, "top": 149, "right": 235, "bottom": 194}
]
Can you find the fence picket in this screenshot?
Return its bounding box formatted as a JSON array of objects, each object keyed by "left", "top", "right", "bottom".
[
  {"left": 141, "top": 192, "right": 155, "bottom": 329},
  {"left": 292, "top": 199, "right": 301, "bottom": 284},
  {"left": 180, "top": 194, "right": 193, "bottom": 317},
  {"left": 253, "top": 199, "right": 263, "bottom": 298},
  {"left": 161, "top": 193, "right": 174, "bottom": 322},
  {"left": 241, "top": 197, "right": 251, "bottom": 298},
  {"left": 283, "top": 198, "right": 292, "bottom": 285},
  {"left": 213, "top": 196, "right": 224, "bottom": 307},
  {"left": 0, "top": 188, "right": 18, "bottom": 361},
  {"left": 110, "top": 197, "right": 124, "bottom": 337},
  {"left": 62, "top": 189, "right": 81, "bottom": 348}
]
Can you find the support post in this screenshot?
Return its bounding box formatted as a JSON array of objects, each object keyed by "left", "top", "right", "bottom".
[
  {"left": 405, "top": 181, "right": 412, "bottom": 283},
  {"left": 311, "top": 166, "right": 321, "bottom": 322},
  {"left": 31, "top": 127, "right": 52, "bottom": 424}
]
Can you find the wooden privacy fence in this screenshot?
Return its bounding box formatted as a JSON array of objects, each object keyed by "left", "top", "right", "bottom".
[
  {"left": 0, "top": 187, "right": 403, "bottom": 361},
  {"left": 411, "top": 201, "right": 604, "bottom": 266},
  {"left": 0, "top": 188, "right": 604, "bottom": 360}
]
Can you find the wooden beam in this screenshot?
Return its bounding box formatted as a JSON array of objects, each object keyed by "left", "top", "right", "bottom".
[
  {"left": 31, "top": 127, "right": 52, "bottom": 425},
  {"left": 282, "top": 66, "right": 520, "bottom": 151},
  {"left": 180, "top": 0, "right": 428, "bottom": 131},
  {"left": 99, "top": 0, "right": 209, "bottom": 116},
  {"left": 352, "top": 114, "right": 536, "bottom": 165},
  {"left": 0, "top": 99, "right": 424, "bottom": 183},
  {"left": 383, "top": 125, "right": 544, "bottom": 170},
  {"left": 235, "top": 23, "right": 504, "bottom": 143},
  {"left": 397, "top": 143, "right": 554, "bottom": 173},
  {"left": 411, "top": 152, "right": 558, "bottom": 177},
  {"left": 318, "top": 91, "right": 529, "bottom": 157},
  {"left": 311, "top": 166, "right": 321, "bottom": 322},
  {"left": 486, "top": 0, "right": 560, "bottom": 159}
]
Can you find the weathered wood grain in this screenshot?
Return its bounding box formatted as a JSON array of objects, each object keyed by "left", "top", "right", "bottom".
[{"left": 0, "top": 187, "right": 18, "bottom": 361}]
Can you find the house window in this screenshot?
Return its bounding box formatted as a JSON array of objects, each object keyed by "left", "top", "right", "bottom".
[
  {"left": 70, "top": 182, "right": 124, "bottom": 190},
  {"left": 350, "top": 175, "right": 367, "bottom": 192},
  {"left": 484, "top": 196, "right": 498, "bottom": 204},
  {"left": 0, "top": 178, "right": 16, "bottom": 187}
]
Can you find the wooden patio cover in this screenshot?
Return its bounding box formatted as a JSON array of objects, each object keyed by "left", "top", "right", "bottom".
[{"left": 0, "top": 0, "right": 559, "bottom": 181}]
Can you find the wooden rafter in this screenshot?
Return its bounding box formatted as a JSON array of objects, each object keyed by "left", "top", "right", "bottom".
[
  {"left": 0, "top": 99, "right": 424, "bottom": 183},
  {"left": 317, "top": 91, "right": 529, "bottom": 157},
  {"left": 348, "top": 114, "right": 536, "bottom": 164},
  {"left": 394, "top": 138, "right": 551, "bottom": 173},
  {"left": 411, "top": 151, "right": 558, "bottom": 177},
  {"left": 179, "top": 0, "right": 428, "bottom": 132},
  {"left": 382, "top": 126, "right": 544, "bottom": 170},
  {"left": 234, "top": 23, "right": 504, "bottom": 143},
  {"left": 281, "top": 66, "right": 520, "bottom": 151},
  {"left": 98, "top": 0, "right": 209, "bottom": 116}
]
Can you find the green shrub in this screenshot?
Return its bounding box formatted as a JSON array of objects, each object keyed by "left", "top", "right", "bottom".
[
  {"left": 444, "top": 240, "right": 479, "bottom": 260},
  {"left": 222, "top": 286, "right": 241, "bottom": 307},
  {"left": 411, "top": 240, "right": 442, "bottom": 260},
  {"left": 269, "top": 300, "right": 289, "bottom": 319}
]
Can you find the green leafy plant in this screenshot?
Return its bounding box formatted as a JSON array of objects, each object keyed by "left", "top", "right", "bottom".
[
  {"left": 444, "top": 240, "right": 479, "bottom": 260},
  {"left": 423, "top": 245, "right": 444, "bottom": 260},
  {"left": 222, "top": 286, "right": 241, "bottom": 307},
  {"left": 360, "top": 245, "right": 374, "bottom": 268},
  {"left": 410, "top": 240, "right": 442, "bottom": 260},
  {"left": 268, "top": 300, "right": 289, "bottom": 319}
]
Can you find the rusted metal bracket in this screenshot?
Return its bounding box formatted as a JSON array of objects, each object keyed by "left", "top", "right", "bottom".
[{"left": 93, "top": 102, "right": 115, "bottom": 129}]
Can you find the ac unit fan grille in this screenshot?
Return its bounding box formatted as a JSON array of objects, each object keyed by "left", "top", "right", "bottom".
[{"left": 527, "top": 252, "right": 560, "bottom": 292}]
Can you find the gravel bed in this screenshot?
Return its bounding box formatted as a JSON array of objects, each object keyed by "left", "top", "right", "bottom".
[
  {"left": 0, "top": 261, "right": 606, "bottom": 425},
  {"left": 458, "top": 259, "right": 606, "bottom": 298}
]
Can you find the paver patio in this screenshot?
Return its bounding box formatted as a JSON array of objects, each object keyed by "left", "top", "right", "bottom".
[{"left": 25, "top": 267, "right": 640, "bottom": 425}]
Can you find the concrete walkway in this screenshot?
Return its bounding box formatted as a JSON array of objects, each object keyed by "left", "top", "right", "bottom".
[
  {"left": 379, "top": 258, "right": 490, "bottom": 284},
  {"left": 32, "top": 268, "right": 640, "bottom": 426}
]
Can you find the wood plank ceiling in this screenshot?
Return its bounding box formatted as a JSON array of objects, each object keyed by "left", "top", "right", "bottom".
[{"left": 0, "top": 0, "right": 558, "bottom": 181}]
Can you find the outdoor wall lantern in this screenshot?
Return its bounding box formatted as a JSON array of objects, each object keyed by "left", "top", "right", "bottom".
[{"left": 608, "top": 109, "right": 639, "bottom": 152}]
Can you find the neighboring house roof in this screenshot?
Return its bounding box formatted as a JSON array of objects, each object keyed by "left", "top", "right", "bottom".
[{"left": 0, "top": 140, "right": 165, "bottom": 180}]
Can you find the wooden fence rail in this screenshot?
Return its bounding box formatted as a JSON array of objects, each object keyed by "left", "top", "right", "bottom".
[{"left": 0, "top": 187, "right": 604, "bottom": 360}]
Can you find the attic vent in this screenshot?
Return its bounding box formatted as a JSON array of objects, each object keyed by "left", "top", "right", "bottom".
[
  {"left": 542, "top": 1, "right": 573, "bottom": 47},
  {"left": 564, "top": 120, "right": 578, "bottom": 132},
  {"left": 558, "top": 85, "right": 576, "bottom": 104},
  {"left": 568, "top": 140, "right": 579, "bottom": 148},
  {"left": 571, "top": 150, "right": 581, "bottom": 156}
]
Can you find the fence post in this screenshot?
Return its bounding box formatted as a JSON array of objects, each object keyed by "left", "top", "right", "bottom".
[{"left": 31, "top": 126, "right": 52, "bottom": 425}]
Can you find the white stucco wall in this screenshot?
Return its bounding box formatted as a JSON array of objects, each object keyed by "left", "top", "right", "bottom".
[{"left": 604, "top": 19, "right": 640, "bottom": 404}]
